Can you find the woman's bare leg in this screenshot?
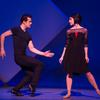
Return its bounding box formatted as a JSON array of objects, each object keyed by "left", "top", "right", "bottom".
[
  {"left": 86, "top": 72, "right": 100, "bottom": 95},
  {"left": 63, "top": 74, "right": 72, "bottom": 98}
]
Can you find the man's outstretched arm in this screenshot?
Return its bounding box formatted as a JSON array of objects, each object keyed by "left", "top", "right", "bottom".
[{"left": 28, "top": 40, "right": 54, "bottom": 57}]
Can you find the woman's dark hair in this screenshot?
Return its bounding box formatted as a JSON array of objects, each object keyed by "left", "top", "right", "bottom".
[
  {"left": 71, "top": 13, "right": 82, "bottom": 24},
  {"left": 20, "top": 14, "right": 32, "bottom": 23}
]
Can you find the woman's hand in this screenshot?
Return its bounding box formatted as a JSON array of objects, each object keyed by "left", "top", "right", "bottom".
[
  {"left": 59, "top": 56, "right": 63, "bottom": 64},
  {"left": 85, "top": 56, "right": 89, "bottom": 63}
]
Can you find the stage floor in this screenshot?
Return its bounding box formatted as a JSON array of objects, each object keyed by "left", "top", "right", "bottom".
[{"left": 0, "top": 87, "right": 100, "bottom": 100}]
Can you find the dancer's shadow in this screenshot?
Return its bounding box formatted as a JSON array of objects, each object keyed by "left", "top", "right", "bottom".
[
  {"left": 21, "top": 89, "right": 42, "bottom": 96},
  {"left": 60, "top": 90, "right": 100, "bottom": 99}
]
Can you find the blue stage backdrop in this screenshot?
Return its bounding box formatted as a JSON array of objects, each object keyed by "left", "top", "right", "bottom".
[{"left": 0, "top": 0, "right": 100, "bottom": 89}]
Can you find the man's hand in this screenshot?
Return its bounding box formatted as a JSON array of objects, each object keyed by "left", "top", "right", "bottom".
[
  {"left": 0, "top": 49, "right": 6, "bottom": 59},
  {"left": 44, "top": 50, "right": 54, "bottom": 57},
  {"left": 0, "top": 30, "right": 12, "bottom": 59}
]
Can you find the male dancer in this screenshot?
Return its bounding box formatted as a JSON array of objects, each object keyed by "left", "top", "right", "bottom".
[{"left": 0, "top": 14, "right": 54, "bottom": 96}]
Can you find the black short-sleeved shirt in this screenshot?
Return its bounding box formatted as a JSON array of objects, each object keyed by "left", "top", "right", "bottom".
[
  {"left": 11, "top": 26, "right": 42, "bottom": 69},
  {"left": 11, "top": 26, "right": 32, "bottom": 57}
]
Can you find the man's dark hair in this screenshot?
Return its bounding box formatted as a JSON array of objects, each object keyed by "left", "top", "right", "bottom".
[
  {"left": 71, "top": 13, "right": 82, "bottom": 24},
  {"left": 20, "top": 14, "right": 32, "bottom": 23}
]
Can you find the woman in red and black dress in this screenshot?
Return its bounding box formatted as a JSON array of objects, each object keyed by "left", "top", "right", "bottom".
[{"left": 59, "top": 13, "right": 100, "bottom": 98}]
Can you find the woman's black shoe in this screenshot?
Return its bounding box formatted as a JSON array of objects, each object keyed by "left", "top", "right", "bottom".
[{"left": 11, "top": 89, "right": 23, "bottom": 96}]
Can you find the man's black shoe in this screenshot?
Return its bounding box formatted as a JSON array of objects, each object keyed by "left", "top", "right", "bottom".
[
  {"left": 11, "top": 89, "right": 23, "bottom": 96},
  {"left": 29, "top": 84, "right": 36, "bottom": 96}
]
